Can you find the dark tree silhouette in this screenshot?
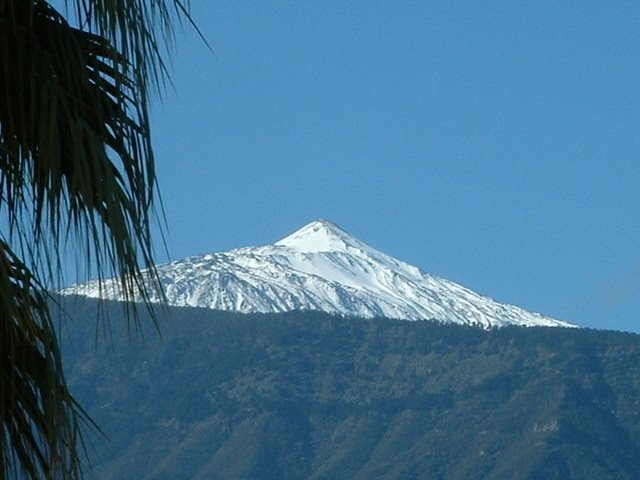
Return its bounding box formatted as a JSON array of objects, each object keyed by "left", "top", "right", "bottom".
[{"left": 0, "top": 1, "right": 195, "bottom": 477}]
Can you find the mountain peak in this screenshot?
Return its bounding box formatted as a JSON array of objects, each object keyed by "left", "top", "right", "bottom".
[
  {"left": 274, "top": 220, "right": 358, "bottom": 253},
  {"left": 61, "top": 220, "right": 576, "bottom": 329}
]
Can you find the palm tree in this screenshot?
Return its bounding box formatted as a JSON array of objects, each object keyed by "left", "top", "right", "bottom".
[{"left": 0, "top": 1, "right": 193, "bottom": 477}]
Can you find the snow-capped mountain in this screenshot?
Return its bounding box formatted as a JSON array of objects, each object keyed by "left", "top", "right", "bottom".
[{"left": 61, "top": 220, "right": 575, "bottom": 328}]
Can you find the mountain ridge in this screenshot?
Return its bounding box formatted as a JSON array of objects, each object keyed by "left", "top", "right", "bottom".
[{"left": 61, "top": 220, "right": 575, "bottom": 329}]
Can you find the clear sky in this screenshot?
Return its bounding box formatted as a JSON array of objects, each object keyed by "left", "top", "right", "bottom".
[{"left": 147, "top": 1, "right": 640, "bottom": 332}]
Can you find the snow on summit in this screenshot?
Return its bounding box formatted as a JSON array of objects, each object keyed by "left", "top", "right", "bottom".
[
  {"left": 61, "top": 220, "right": 576, "bottom": 329},
  {"left": 275, "top": 220, "right": 366, "bottom": 253}
]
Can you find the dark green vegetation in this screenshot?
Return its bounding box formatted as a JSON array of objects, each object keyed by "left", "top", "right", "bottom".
[{"left": 59, "top": 296, "right": 640, "bottom": 480}]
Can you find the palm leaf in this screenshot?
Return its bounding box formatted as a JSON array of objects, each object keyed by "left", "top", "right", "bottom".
[
  {"left": 0, "top": 1, "right": 196, "bottom": 478},
  {"left": 0, "top": 239, "right": 88, "bottom": 479}
]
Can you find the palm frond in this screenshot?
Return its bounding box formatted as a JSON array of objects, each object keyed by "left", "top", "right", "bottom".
[
  {"left": 0, "top": 0, "right": 162, "bottom": 298},
  {"left": 0, "top": 239, "right": 88, "bottom": 479},
  {"left": 0, "top": 0, "right": 196, "bottom": 478}
]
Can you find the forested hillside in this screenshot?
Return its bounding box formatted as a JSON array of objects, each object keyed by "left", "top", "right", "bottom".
[{"left": 59, "top": 296, "right": 640, "bottom": 480}]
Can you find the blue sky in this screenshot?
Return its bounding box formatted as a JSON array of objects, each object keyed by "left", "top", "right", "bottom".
[{"left": 147, "top": 2, "right": 640, "bottom": 332}]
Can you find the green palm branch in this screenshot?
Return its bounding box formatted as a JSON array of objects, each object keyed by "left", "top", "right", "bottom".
[{"left": 0, "top": 1, "right": 195, "bottom": 478}]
